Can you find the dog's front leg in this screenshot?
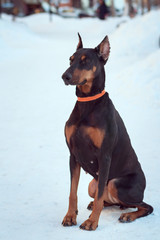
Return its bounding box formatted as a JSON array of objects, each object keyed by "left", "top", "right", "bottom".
[
  {"left": 80, "top": 156, "right": 111, "bottom": 231},
  {"left": 62, "top": 155, "right": 81, "bottom": 227}
]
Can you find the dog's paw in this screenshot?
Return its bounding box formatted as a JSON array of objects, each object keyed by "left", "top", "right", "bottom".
[
  {"left": 119, "top": 213, "right": 135, "bottom": 223},
  {"left": 62, "top": 213, "right": 77, "bottom": 227},
  {"left": 80, "top": 219, "right": 98, "bottom": 231},
  {"left": 87, "top": 201, "right": 94, "bottom": 210}
]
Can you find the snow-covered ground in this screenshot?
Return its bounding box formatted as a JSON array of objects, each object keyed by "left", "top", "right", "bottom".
[{"left": 0, "top": 10, "right": 160, "bottom": 240}]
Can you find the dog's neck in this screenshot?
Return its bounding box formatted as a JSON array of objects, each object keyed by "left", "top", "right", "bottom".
[{"left": 76, "top": 68, "right": 105, "bottom": 98}]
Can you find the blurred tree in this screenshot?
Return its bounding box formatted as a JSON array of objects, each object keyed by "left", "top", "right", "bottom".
[
  {"left": 124, "top": 0, "right": 135, "bottom": 16},
  {"left": 49, "top": 0, "right": 52, "bottom": 21},
  {"left": 146, "top": 0, "right": 151, "bottom": 11},
  {"left": 141, "top": 0, "right": 151, "bottom": 15},
  {"left": 0, "top": 0, "right": 2, "bottom": 18},
  {"left": 141, "top": 0, "right": 144, "bottom": 14},
  {"left": 110, "top": 0, "right": 115, "bottom": 16},
  {"left": 12, "top": 0, "right": 28, "bottom": 20},
  {"left": 155, "top": 0, "right": 160, "bottom": 6},
  {"left": 72, "top": 0, "right": 82, "bottom": 8},
  {"left": 89, "top": 0, "right": 94, "bottom": 7}
]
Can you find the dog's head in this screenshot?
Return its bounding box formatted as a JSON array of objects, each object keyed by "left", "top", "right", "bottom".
[{"left": 62, "top": 34, "right": 110, "bottom": 93}]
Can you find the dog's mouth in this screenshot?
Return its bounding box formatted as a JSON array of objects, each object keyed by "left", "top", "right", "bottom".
[
  {"left": 78, "top": 79, "right": 87, "bottom": 85},
  {"left": 64, "top": 80, "right": 70, "bottom": 86},
  {"left": 66, "top": 79, "right": 87, "bottom": 86},
  {"left": 63, "top": 75, "right": 87, "bottom": 86}
]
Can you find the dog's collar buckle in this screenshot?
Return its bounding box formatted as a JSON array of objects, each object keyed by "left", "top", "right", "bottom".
[{"left": 77, "top": 90, "right": 106, "bottom": 102}]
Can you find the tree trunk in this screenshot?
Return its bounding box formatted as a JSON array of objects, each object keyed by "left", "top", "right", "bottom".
[
  {"left": 89, "top": 0, "right": 94, "bottom": 7},
  {"left": 155, "top": 0, "right": 160, "bottom": 6},
  {"left": 0, "top": 0, "right": 2, "bottom": 18},
  {"left": 49, "top": 0, "right": 52, "bottom": 21},
  {"left": 141, "top": 0, "right": 144, "bottom": 15},
  {"left": 128, "top": 0, "right": 132, "bottom": 15},
  {"left": 111, "top": 0, "right": 115, "bottom": 16},
  {"left": 146, "top": 0, "right": 151, "bottom": 11}
]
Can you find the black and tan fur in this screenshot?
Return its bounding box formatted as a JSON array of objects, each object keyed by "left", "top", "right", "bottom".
[{"left": 61, "top": 34, "right": 153, "bottom": 231}]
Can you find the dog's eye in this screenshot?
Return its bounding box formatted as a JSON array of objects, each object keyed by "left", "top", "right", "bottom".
[
  {"left": 69, "top": 59, "right": 73, "bottom": 65},
  {"left": 81, "top": 58, "right": 89, "bottom": 65},
  {"left": 69, "top": 56, "right": 74, "bottom": 65}
]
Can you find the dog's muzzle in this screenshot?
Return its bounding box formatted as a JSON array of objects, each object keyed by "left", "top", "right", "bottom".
[
  {"left": 62, "top": 71, "right": 87, "bottom": 86},
  {"left": 62, "top": 72, "right": 72, "bottom": 85}
]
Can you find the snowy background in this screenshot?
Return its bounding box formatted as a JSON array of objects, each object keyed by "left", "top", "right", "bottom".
[{"left": 0, "top": 10, "right": 160, "bottom": 240}]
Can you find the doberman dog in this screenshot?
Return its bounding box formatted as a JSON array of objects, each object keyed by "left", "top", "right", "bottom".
[{"left": 61, "top": 34, "right": 153, "bottom": 231}]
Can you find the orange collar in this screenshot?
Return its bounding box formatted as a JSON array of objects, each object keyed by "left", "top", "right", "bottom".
[{"left": 77, "top": 90, "right": 106, "bottom": 102}]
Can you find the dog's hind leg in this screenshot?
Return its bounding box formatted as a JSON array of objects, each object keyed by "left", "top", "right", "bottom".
[
  {"left": 119, "top": 202, "right": 153, "bottom": 223},
  {"left": 87, "top": 178, "right": 115, "bottom": 210},
  {"left": 109, "top": 173, "right": 153, "bottom": 223}
]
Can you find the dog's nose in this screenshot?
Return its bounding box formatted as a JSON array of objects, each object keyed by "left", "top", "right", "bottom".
[{"left": 62, "top": 72, "right": 72, "bottom": 85}]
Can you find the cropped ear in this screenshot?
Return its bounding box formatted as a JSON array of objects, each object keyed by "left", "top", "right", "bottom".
[
  {"left": 76, "top": 33, "right": 83, "bottom": 51},
  {"left": 95, "top": 36, "right": 110, "bottom": 64}
]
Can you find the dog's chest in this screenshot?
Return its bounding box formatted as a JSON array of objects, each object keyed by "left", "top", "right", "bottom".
[
  {"left": 65, "top": 123, "right": 105, "bottom": 178},
  {"left": 65, "top": 124, "right": 105, "bottom": 149}
]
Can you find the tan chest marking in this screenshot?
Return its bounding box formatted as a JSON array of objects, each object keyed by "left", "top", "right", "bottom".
[
  {"left": 65, "top": 125, "right": 76, "bottom": 145},
  {"left": 84, "top": 127, "right": 105, "bottom": 148}
]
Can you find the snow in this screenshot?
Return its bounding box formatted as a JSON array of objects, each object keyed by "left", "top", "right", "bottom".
[{"left": 0, "top": 10, "right": 160, "bottom": 240}]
